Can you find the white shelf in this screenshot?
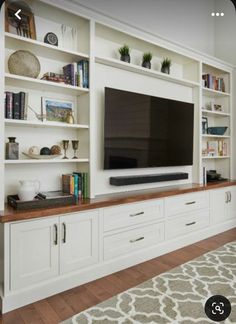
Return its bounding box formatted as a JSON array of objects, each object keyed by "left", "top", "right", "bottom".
[
  {"left": 202, "top": 156, "right": 230, "bottom": 159},
  {"left": 95, "top": 56, "right": 200, "bottom": 88},
  {"left": 202, "top": 87, "right": 230, "bottom": 98},
  {"left": 202, "top": 110, "right": 230, "bottom": 118},
  {"left": 5, "top": 32, "right": 89, "bottom": 61},
  {"left": 202, "top": 134, "right": 230, "bottom": 139},
  {"left": 5, "top": 158, "right": 89, "bottom": 165},
  {"left": 5, "top": 119, "right": 89, "bottom": 129},
  {"left": 5, "top": 73, "right": 89, "bottom": 96}
]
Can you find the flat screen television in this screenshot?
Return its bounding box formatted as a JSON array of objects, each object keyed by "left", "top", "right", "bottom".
[{"left": 104, "top": 87, "right": 194, "bottom": 170}]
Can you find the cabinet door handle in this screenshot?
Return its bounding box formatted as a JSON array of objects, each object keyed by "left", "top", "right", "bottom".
[
  {"left": 62, "top": 223, "right": 66, "bottom": 243},
  {"left": 185, "top": 201, "right": 196, "bottom": 205},
  {"left": 229, "top": 192, "right": 232, "bottom": 203},
  {"left": 54, "top": 224, "right": 58, "bottom": 245},
  {"left": 129, "top": 212, "right": 144, "bottom": 217},
  {"left": 130, "top": 236, "right": 144, "bottom": 243},
  {"left": 185, "top": 221, "right": 196, "bottom": 226},
  {"left": 225, "top": 192, "right": 229, "bottom": 203}
]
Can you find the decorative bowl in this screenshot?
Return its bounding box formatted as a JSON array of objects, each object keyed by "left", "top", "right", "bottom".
[
  {"left": 8, "top": 50, "right": 41, "bottom": 78},
  {"left": 23, "top": 152, "right": 62, "bottom": 159},
  {"left": 207, "top": 127, "right": 228, "bottom": 136}
]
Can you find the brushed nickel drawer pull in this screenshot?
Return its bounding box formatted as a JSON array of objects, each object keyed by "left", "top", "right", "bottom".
[
  {"left": 130, "top": 236, "right": 144, "bottom": 243},
  {"left": 185, "top": 201, "right": 196, "bottom": 205},
  {"left": 53, "top": 224, "right": 58, "bottom": 245},
  {"left": 62, "top": 223, "right": 66, "bottom": 243},
  {"left": 129, "top": 212, "right": 144, "bottom": 217},
  {"left": 185, "top": 221, "right": 196, "bottom": 226}
]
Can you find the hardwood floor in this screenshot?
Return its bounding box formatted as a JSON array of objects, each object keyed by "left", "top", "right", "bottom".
[{"left": 1, "top": 228, "right": 236, "bottom": 324}]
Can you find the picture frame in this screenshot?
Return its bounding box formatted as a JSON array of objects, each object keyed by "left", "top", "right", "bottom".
[
  {"left": 5, "top": 3, "right": 36, "bottom": 39},
  {"left": 213, "top": 104, "right": 223, "bottom": 112},
  {"left": 202, "top": 117, "right": 208, "bottom": 134},
  {"left": 41, "top": 97, "right": 74, "bottom": 123}
]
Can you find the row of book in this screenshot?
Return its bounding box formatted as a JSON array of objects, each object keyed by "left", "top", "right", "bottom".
[
  {"left": 202, "top": 140, "right": 228, "bottom": 157},
  {"left": 63, "top": 60, "right": 89, "bottom": 88},
  {"left": 5, "top": 91, "right": 27, "bottom": 120},
  {"left": 202, "top": 74, "right": 226, "bottom": 92},
  {"left": 62, "top": 173, "right": 89, "bottom": 200}
]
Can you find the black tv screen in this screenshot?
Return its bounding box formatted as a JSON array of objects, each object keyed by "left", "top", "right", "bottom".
[{"left": 104, "top": 87, "right": 194, "bottom": 170}]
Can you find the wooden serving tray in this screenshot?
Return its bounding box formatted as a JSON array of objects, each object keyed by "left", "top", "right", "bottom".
[{"left": 7, "top": 192, "right": 77, "bottom": 211}]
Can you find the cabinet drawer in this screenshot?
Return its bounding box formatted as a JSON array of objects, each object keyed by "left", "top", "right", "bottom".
[
  {"left": 103, "top": 222, "right": 164, "bottom": 260},
  {"left": 103, "top": 199, "right": 163, "bottom": 232},
  {"left": 166, "top": 210, "right": 210, "bottom": 240},
  {"left": 165, "top": 191, "right": 209, "bottom": 217}
]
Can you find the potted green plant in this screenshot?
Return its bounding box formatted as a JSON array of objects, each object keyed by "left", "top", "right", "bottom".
[
  {"left": 161, "top": 58, "right": 172, "bottom": 74},
  {"left": 142, "top": 52, "right": 152, "bottom": 69},
  {"left": 118, "top": 44, "right": 130, "bottom": 63}
]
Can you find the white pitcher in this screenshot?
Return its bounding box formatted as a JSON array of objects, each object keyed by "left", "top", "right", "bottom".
[{"left": 18, "top": 180, "right": 41, "bottom": 201}]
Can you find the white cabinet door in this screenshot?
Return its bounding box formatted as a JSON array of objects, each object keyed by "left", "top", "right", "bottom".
[
  {"left": 210, "top": 188, "right": 227, "bottom": 224},
  {"left": 227, "top": 187, "right": 236, "bottom": 220},
  {"left": 10, "top": 217, "right": 59, "bottom": 290},
  {"left": 60, "top": 210, "right": 99, "bottom": 274}
]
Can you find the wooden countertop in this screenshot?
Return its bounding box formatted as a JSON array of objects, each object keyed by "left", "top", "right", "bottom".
[{"left": 1, "top": 180, "right": 236, "bottom": 223}]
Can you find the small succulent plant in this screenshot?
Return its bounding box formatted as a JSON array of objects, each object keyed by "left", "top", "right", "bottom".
[
  {"left": 142, "top": 52, "right": 153, "bottom": 63},
  {"left": 119, "top": 44, "right": 130, "bottom": 56}
]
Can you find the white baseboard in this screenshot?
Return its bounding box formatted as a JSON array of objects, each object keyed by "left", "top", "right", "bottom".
[{"left": 2, "top": 220, "right": 236, "bottom": 313}]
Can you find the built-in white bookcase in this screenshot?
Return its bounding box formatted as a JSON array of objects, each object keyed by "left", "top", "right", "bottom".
[
  {"left": 0, "top": 0, "right": 234, "bottom": 209},
  {"left": 2, "top": 0, "right": 91, "bottom": 204},
  {"left": 200, "top": 63, "right": 232, "bottom": 181}
]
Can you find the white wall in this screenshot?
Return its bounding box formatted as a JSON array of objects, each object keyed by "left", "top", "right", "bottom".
[
  {"left": 214, "top": 0, "right": 236, "bottom": 65},
  {"left": 72, "top": 0, "right": 216, "bottom": 55}
]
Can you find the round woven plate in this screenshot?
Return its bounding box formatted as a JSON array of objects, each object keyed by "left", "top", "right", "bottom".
[{"left": 8, "top": 50, "right": 41, "bottom": 78}]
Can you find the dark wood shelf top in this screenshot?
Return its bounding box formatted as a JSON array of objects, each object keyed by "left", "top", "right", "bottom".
[{"left": 1, "top": 180, "right": 236, "bottom": 223}]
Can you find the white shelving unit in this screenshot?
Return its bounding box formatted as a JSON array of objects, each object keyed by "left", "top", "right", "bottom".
[
  {"left": 200, "top": 63, "right": 232, "bottom": 181},
  {"left": 2, "top": 0, "right": 91, "bottom": 202},
  {"left": 0, "top": 0, "right": 234, "bottom": 208}
]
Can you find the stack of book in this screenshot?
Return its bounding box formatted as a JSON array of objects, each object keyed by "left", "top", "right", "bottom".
[
  {"left": 202, "top": 74, "right": 225, "bottom": 92},
  {"left": 5, "top": 91, "right": 27, "bottom": 120},
  {"left": 62, "top": 172, "right": 89, "bottom": 200},
  {"left": 63, "top": 60, "right": 89, "bottom": 88},
  {"left": 202, "top": 140, "right": 228, "bottom": 157}
]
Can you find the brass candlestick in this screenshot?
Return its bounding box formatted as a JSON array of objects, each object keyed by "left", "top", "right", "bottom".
[
  {"left": 72, "top": 140, "right": 79, "bottom": 159},
  {"left": 62, "top": 140, "right": 69, "bottom": 159}
]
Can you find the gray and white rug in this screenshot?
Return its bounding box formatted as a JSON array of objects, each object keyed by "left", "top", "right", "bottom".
[{"left": 63, "top": 241, "right": 236, "bottom": 323}]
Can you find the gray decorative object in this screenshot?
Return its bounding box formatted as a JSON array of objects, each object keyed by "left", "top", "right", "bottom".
[
  {"left": 6, "top": 137, "right": 19, "bottom": 160},
  {"left": 8, "top": 50, "right": 41, "bottom": 78}
]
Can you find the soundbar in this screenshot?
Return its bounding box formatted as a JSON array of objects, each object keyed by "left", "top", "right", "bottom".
[{"left": 110, "top": 172, "right": 188, "bottom": 186}]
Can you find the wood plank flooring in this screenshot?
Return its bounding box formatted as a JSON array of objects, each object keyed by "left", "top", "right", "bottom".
[{"left": 1, "top": 228, "right": 236, "bottom": 324}]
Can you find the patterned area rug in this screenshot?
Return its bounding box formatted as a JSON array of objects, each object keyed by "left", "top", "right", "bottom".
[{"left": 63, "top": 241, "right": 236, "bottom": 323}]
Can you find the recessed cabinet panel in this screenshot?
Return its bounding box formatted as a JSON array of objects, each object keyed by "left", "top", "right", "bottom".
[
  {"left": 103, "top": 222, "right": 164, "bottom": 261},
  {"left": 60, "top": 211, "right": 99, "bottom": 274},
  {"left": 103, "top": 199, "right": 163, "bottom": 232},
  {"left": 165, "top": 191, "right": 209, "bottom": 217},
  {"left": 166, "top": 210, "right": 210, "bottom": 240},
  {"left": 10, "top": 217, "right": 59, "bottom": 290},
  {"left": 210, "top": 186, "right": 236, "bottom": 223}
]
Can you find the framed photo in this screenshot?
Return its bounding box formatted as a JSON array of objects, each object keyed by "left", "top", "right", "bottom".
[
  {"left": 41, "top": 98, "right": 74, "bottom": 123},
  {"left": 213, "top": 104, "right": 223, "bottom": 112},
  {"left": 202, "top": 117, "right": 208, "bottom": 134},
  {"left": 5, "top": 3, "right": 36, "bottom": 39}
]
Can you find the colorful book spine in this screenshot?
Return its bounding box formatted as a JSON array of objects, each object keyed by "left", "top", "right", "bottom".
[
  {"left": 20, "top": 92, "right": 25, "bottom": 120},
  {"left": 73, "top": 174, "right": 79, "bottom": 197},
  {"left": 5, "top": 91, "right": 13, "bottom": 119},
  {"left": 13, "top": 92, "right": 21, "bottom": 119},
  {"left": 62, "top": 174, "right": 71, "bottom": 193}
]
